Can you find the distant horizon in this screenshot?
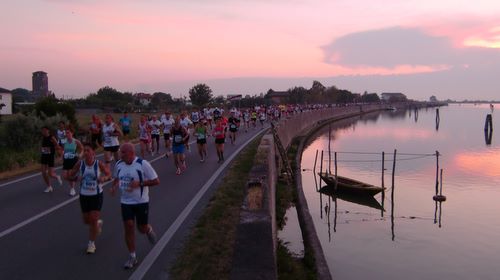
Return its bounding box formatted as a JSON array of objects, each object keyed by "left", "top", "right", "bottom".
[{"left": 2, "top": 1, "right": 500, "bottom": 101}]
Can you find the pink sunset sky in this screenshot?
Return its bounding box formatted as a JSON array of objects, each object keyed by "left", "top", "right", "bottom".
[{"left": 1, "top": 0, "right": 500, "bottom": 100}]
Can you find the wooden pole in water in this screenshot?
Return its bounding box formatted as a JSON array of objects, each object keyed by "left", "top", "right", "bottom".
[
  {"left": 435, "top": 151, "right": 440, "bottom": 195},
  {"left": 313, "top": 150, "right": 318, "bottom": 174},
  {"left": 484, "top": 114, "right": 493, "bottom": 132},
  {"left": 320, "top": 150, "right": 324, "bottom": 176},
  {"left": 328, "top": 124, "right": 332, "bottom": 174},
  {"left": 391, "top": 149, "right": 397, "bottom": 241},
  {"left": 334, "top": 152, "right": 338, "bottom": 190},
  {"left": 381, "top": 151, "right": 385, "bottom": 217}
]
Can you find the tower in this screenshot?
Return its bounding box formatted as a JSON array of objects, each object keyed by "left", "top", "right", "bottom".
[{"left": 32, "top": 71, "right": 49, "bottom": 97}]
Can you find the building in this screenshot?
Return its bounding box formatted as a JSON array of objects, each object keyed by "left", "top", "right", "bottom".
[
  {"left": 134, "top": 92, "right": 152, "bottom": 106},
  {"left": 266, "top": 89, "right": 289, "bottom": 104},
  {"left": 32, "top": 71, "right": 49, "bottom": 97},
  {"left": 0, "top": 88, "right": 13, "bottom": 115},
  {"left": 381, "top": 92, "right": 407, "bottom": 102}
]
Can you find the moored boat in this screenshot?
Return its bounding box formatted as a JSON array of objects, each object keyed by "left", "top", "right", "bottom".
[{"left": 318, "top": 172, "right": 385, "bottom": 196}]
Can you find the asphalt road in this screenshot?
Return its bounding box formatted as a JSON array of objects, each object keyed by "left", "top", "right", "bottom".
[{"left": 0, "top": 125, "right": 267, "bottom": 280}]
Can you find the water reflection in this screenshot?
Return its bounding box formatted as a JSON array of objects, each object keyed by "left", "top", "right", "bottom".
[{"left": 484, "top": 129, "right": 493, "bottom": 145}]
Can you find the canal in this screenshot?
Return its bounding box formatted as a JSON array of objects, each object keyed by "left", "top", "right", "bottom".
[{"left": 281, "top": 104, "right": 500, "bottom": 279}]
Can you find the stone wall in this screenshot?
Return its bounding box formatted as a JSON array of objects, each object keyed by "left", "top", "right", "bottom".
[{"left": 231, "top": 104, "right": 389, "bottom": 280}]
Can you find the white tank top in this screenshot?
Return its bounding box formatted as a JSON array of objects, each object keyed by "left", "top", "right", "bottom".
[
  {"left": 79, "top": 160, "right": 103, "bottom": 196},
  {"left": 102, "top": 123, "right": 120, "bottom": 147}
]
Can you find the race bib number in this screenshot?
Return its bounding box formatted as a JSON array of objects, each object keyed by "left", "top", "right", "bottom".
[
  {"left": 82, "top": 176, "right": 97, "bottom": 191},
  {"left": 41, "top": 147, "right": 51, "bottom": 154},
  {"left": 197, "top": 134, "right": 206, "bottom": 140},
  {"left": 174, "top": 135, "right": 183, "bottom": 143},
  {"left": 64, "top": 153, "right": 75, "bottom": 159},
  {"left": 104, "top": 136, "right": 112, "bottom": 145},
  {"left": 230, "top": 124, "right": 237, "bottom": 129},
  {"left": 119, "top": 176, "right": 133, "bottom": 191}
]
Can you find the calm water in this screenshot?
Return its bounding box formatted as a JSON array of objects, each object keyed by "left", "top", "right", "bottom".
[{"left": 287, "top": 104, "right": 500, "bottom": 279}]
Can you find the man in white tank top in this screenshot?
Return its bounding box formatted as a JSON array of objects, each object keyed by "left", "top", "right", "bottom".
[{"left": 68, "top": 143, "right": 111, "bottom": 254}]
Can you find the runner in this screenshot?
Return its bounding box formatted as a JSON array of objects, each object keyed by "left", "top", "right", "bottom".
[
  {"left": 40, "top": 126, "right": 63, "bottom": 193},
  {"left": 243, "top": 109, "right": 250, "bottom": 132},
  {"left": 212, "top": 118, "right": 225, "bottom": 163},
  {"left": 194, "top": 120, "right": 209, "bottom": 162},
  {"left": 161, "top": 111, "right": 174, "bottom": 158},
  {"left": 60, "top": 129, "right": 83, "bottom": 196},
  {"left": 259, "top": 110, "right": 266, "bottom": 128},
  {"left": 191, "top": 108, "right": 200, "bottom": 127},
  {"left": 171, "top": 117, "right": 189, "bottom": 175},
  {"left": 89, "top": 115, "right": 103, "bottom": 149},
  {"left": 119, "top": 112, "right": 132, "bottom": 142},
  {"left": 180, "top": 112, "right": 193, "bottom": 152},
  {"left": 138, "top": 115, "right": 151, "bottom": 158},
  {"left": 228, "top": 112, "right": 238, "bottom": 145},
  {"left": 251, "top": 110, "right": 257, "bottom": 129},
  {"left": 111, "top": 143, "right": 160, "bottom": 269},
  {"left": 149, "top": 115, "right": 161, "bottom": 155},
  {"left": 68, "top": 143, "right": 111, "bottom": 254},
  {"left": 102, "top": 114, "right": 122, "bottom": 168},
  {"left": 56, "top": 121, "right": 67, "bottom": 148}
]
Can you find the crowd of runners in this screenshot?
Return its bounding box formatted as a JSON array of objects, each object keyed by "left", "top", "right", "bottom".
[
  {"left": 36, "top": 103, "right": 331, "bottom": 269},
  {"left": 10, "top": 100, "right": 385, "bottom": 274}
]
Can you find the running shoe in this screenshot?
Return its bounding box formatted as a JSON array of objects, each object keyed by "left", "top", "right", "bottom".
[
  {"left": 43, "top": 186, "right": 53, "bottom": 193},
  {"left": 176, "top": 168, "right": 181, "bottom": 175},
  {"left": 86, "top": 243, "right": 96, "bottom": 254},
  {"left": 57, "top": 175, "right": 63, "bottom": 187},
  {"left": 97, "top": 219, "right": 103, "bottom": 235},
  {"left": 146, "top": 227, "right": 157, "bottom": 244},
  {"left": 123, "top": 256, "right": 138, "bottom": 269},
  {"left": 181, "top": 161, "right": 187, "bottom": 171},
  {"left": 69, "top": 188, "right": 76, "bottom": 196}
]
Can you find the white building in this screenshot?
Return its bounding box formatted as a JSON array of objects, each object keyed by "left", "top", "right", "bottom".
[{"left": 0, "top": 90, "right": 13, "bottom": 115}]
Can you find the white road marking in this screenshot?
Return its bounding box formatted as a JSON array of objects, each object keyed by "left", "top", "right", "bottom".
[
  {"left": 0, "top": 140, "right": 198, "bottom": 189},
  {"left": 0, "top": 139, "right": 198, "bottom": 239},
  {"left": 129, "top": 129, "right": 265, "bottom": 280}
]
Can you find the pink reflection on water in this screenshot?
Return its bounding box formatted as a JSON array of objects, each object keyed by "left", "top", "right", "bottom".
[
  {"left": 454, "top": 149, "right": 500, "bottom": 178},
  {"left": 338, "top": 126, "right": 435, "bottom": 140}
]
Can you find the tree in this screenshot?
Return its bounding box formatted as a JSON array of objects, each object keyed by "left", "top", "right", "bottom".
[
  {"left": 151, "top": 92, "right": 174, "bottom": 109},
  {"left": 34, "top": 97, "right": 76, "bottom": 126},
  {"left": 189, "top": 84, "right": 213, "bottom": 107}
]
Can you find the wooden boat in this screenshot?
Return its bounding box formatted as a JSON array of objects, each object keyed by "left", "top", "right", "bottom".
[
  {"left": 318, "top": 172, "right": 385, "bottom": 196},
  {"left": 319, "top": 185, "right": 384, "bottom": 211}
]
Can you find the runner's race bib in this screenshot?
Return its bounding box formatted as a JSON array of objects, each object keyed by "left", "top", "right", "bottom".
[
  {"left": 41, "top": 147, "right": 51, "bottom": 154},
  {"left": 82, "top": 176, "right": 97, "bottom": 191},
  {"left": 64, "top": 153, "right": 76, "bottom": 159},
  {"left": 174, "top": 135, "right": 183, "bottom": 143},
  {"left": 197, "top": 134, "right": 206, "bottom": 140},
  {"left": 119, "top": 176, "right": 133, "bottom": 191}
]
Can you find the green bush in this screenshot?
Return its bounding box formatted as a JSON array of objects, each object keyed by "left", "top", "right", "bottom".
[{"left": 0, "top": 113, "right": 68, "bottom": 171}]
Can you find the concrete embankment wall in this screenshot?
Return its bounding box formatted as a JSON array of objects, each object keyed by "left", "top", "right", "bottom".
[{"left": 231, "top": 103, "right": 408, "bottom": 279}]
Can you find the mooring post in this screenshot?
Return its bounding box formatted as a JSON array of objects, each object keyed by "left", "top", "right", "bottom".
[
  {"left": 391, "top": 149, "right": 397, "bottom": 241},
  {"left": 381, "top": 151, "right": 385, "bottom": 217},
  {"left": 435, "top": 151, "right": 440, "bottom": 195},
  {"left": 334, "top": 152, "right": 338, "bottom": 191},
  {"left": 320, "top": 150, "right": 324, "bottom": 176},
  {"left": 313, "top": 150, "right": 318, "bottom": 174},
  {"left": 484, "top": 114, "right": 493, "bottom": 132},
  {"left": 328, "top": 124, "right": 332, "bottom": 174},
  {"left": 440, "top": 168, "right": 444, "bottom": 196}
]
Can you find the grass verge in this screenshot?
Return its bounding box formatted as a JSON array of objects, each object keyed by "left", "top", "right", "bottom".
[{"left": 169, "top": 136, "right": 262, "bottom": 280}]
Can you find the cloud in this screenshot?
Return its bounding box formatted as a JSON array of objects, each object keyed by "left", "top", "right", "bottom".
[{"left": 322, "top": 27, "right": 459, "bottom": 68}]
